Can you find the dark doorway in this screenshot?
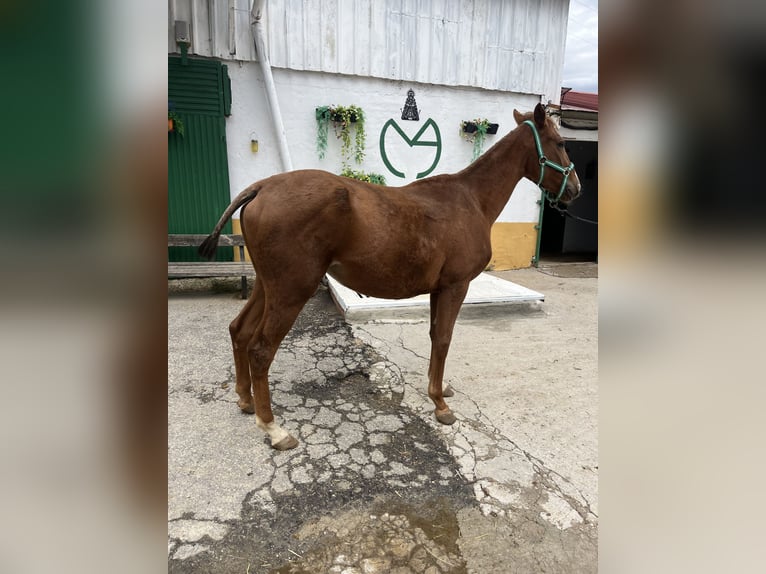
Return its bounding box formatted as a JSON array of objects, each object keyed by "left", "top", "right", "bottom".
[{"left": 539, "top": 140, "right": 598, "bottom": 261}]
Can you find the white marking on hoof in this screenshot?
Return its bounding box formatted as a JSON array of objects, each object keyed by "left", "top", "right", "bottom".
[{"left": 255, "top": 416, "right": 292, "bottom": 447}]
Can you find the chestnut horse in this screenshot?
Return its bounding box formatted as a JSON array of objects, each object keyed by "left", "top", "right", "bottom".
[{"left": 199, "top": 103, "right": 581, "bottom": 450}]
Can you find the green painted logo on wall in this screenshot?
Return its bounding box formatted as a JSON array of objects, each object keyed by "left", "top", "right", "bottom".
[{"left": 379, "top": 118, "right": 442, "bottom": 180}]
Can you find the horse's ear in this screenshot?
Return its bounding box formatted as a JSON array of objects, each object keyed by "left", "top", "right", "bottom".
[
  {"left": 533, "top": 103, "right": 546, "bottom": 129},
  {"left": 513, "top": 109, "right": 524, "bottom": 125}
]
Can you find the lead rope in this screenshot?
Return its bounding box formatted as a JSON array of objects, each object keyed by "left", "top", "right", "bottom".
[{"left": 550, "top": 201, "right": 598, "bottom": 225}]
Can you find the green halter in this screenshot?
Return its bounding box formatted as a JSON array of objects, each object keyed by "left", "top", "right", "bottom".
[{"left": 523, "top": 120, "right": 575, "bottom": 204}]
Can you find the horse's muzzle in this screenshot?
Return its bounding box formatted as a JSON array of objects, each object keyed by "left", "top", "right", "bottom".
[{"left": 559, "top": 181, "right": 582, "bottom": 205}]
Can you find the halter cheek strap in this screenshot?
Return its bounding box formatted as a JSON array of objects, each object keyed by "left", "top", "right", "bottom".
[{"left": 522, "top": 120, "right": 574, "bottom": 203}]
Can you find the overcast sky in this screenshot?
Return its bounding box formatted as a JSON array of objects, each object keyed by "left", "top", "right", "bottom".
[{"left": 562, "top": 0, "right": 598, "bottom": 93}]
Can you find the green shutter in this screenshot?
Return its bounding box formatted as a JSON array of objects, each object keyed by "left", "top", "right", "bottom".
[
  {"left": 168, "top": 56, "right": 233, "bottom": 262},
  {"left": 169, "top": 57, "right": 226, "bottom": 115}
]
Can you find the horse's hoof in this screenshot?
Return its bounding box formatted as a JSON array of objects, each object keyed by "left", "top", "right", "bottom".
[
  {"left": 435, "top": 409, "right": 457, "bottom": 425},
  {"left": 272, "top": 435, "right": 299, "bottom": 451},
  {"left": 442, "top": 385, "right": 455, "bottom": 398},
  {"left": 237, "top": 399, "right": 255, "bottom": 414}
]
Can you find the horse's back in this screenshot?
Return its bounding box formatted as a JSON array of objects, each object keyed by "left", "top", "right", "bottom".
[{"left": 248, "top": 169, "right": 449, "bottom": 234}]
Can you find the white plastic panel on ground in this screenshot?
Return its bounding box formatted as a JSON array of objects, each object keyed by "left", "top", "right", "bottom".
[{"left": 327, "top": 272, "right": 544, "bottom": 320}]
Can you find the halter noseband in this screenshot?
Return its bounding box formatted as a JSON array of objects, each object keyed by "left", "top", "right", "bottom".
[{"left": 523, "top": 119, "right": 574, "bottom": 204}]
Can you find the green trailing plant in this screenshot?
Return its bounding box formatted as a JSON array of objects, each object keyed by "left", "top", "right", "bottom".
[
  {"left": 461, "top": 118, "right": 492, "bottom": 162},
  {"left": 335, "top": 105, "right": 365, "bottom": 165},
  {"left": 315, "top": 106, "right": 331, "bottom": 159},
  {"left": 168, "top": 110, "right": 185, "bottom": 137},
  {"left": 315, "top": 104, "right": 366, "bottom": 166},
  {"left": 340, "top": 167, "right": 386, "bottom": 185}
]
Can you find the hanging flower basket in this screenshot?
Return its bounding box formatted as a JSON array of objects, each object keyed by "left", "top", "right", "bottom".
[
  {"left": 462, "top": 121, "right": 499, "bottom": 134},
  {"left": 460, "top": 118, "right": 498, "bottom": 162},
  {"left": 315, "top": 105, "right": 366, "bottom": 165},
  {"left": 332, "top": 111, "right": 359, "bottom": 123},
  {"left": 168, "top": 110, "right": 185, "bottom": 137}
]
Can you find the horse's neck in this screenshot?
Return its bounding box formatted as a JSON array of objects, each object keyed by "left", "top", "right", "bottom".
[{"left": 458, "top": 128, "right": 527, "bottom": 224}]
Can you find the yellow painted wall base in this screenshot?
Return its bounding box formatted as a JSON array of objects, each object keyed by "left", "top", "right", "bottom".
[
  {"left": 489, "top": 222, "right": 538, "bottom": 270},
  {"left": 231, "top": 219, "right": 252, "bottom": 262}
]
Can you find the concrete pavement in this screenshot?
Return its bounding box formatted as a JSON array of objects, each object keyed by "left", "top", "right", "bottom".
[{"left": 168, "top": 266, "right": 597, "bottom": 573}]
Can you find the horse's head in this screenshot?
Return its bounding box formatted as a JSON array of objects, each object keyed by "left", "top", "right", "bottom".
[{"left": 513, "top": 103, "right": 582, "bottom": 205}]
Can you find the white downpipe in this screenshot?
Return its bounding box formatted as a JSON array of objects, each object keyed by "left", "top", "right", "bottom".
[
  {"left": 208, "top": 0, "right": 217, "bottom": 54},
  {"left": 228, "top": 0, "right": 236, "bottom": 55},
  {"left": 251, "top": 0, "right": 293, "bottom": 172}
]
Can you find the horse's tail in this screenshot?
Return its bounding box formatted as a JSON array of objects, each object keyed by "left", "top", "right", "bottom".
[{"left": 198, "top": 183, "right": 262, "bottom": 260}]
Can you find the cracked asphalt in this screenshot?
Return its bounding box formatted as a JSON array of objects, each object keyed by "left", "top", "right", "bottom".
[{"left": 168, "top": 267, "right": 597, "bottom": 573}]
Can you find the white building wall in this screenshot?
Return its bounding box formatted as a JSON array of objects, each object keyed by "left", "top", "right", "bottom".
[
  {"left": 169, "top": 0, "right": 570, "bottom": 105},
  {"left": 169, "top": 0, "right": 572, "bottom": 267},
  {"left": 224, "top": 63, "right": 541, "bottom": 223},
  {"left": 560, "top": 125, "right": 598, "bottom": 142}
]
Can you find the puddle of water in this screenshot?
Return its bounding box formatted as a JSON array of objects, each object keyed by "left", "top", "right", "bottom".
[
  {"left": 372, "top": 497, "right": 462, "bottom": 557},
  {"left": 273, "top": 497, "right": 467, "bottom": 574}
]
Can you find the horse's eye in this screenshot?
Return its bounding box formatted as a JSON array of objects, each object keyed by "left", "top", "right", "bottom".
[{"left": 557, "top": 141, "right": 566, "bottom": 149}]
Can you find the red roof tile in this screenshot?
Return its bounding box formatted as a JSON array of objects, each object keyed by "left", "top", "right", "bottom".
[{"left": 561, "top": 89, "right": 598, "bottom": 111}]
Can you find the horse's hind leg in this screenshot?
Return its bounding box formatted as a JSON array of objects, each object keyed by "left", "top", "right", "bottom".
[
  {"left": 248, "top": 277, "right": 322, "bottom": 450},
  {"left": 229, "top": 276, "right": 265, "bottom": 414},
  {"left": 428, "top": 281, "right": 470, "bottom": 425}
]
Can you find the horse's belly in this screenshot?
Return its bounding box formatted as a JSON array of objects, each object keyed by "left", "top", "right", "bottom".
[{"left": 327, "top": 261, "right": 433, "bottom": 300}]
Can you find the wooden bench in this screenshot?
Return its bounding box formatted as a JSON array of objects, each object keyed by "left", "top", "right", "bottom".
[{"left": 168, "top": 234, "right": 254, "bottom": 299}]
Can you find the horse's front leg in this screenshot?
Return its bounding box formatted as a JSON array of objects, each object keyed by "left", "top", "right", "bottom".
[{"left": 428, "top": 281, "right": 470, "bottom": 425}]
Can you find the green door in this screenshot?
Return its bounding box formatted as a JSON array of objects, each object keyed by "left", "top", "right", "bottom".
[{"left": 168, "top": 56, "right": 233, "bottom": 261}]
